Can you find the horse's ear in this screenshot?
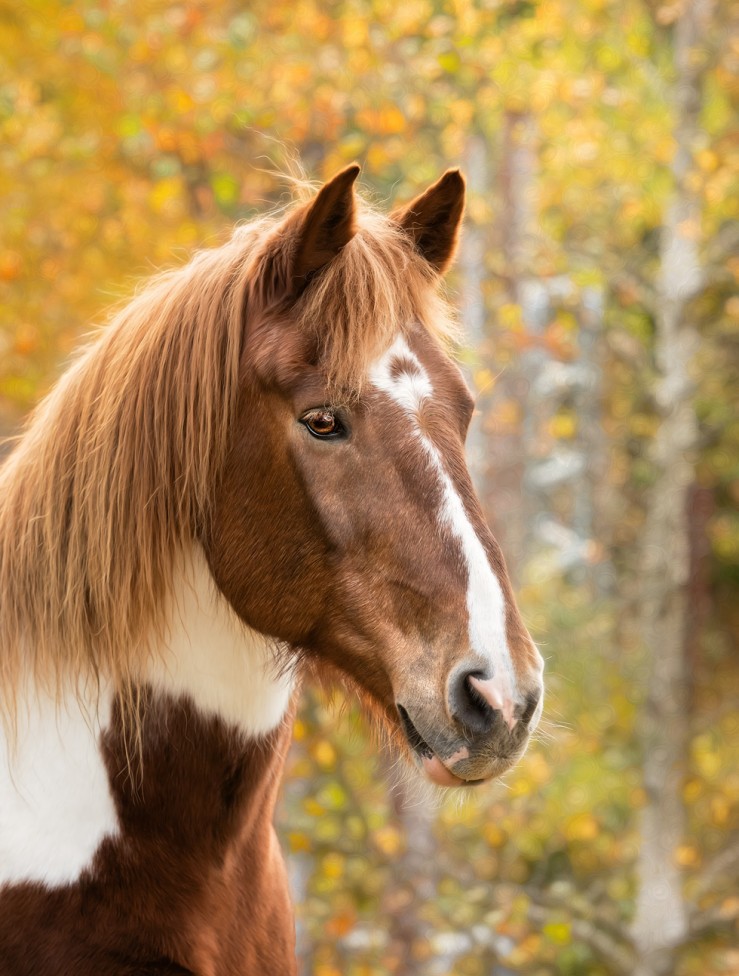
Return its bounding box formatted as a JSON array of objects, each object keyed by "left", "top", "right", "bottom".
[
  {"left": 290, "top": 164, "right": 360, "bottom": 290},
  {"left": 393, "top": 169, "right": 465, "bottom": 274}
]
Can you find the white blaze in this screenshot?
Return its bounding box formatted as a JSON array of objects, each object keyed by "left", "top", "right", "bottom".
[{"left": 370, "top": 336, "right": 516, "bottom": 697}]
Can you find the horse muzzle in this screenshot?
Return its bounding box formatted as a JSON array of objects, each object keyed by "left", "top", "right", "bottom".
[{"left": 397, "top": 669, "right": 544, "bottom": 787}]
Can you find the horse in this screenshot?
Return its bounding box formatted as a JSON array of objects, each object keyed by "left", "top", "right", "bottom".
[{"left": 0, "top": 165, "right": 544, "bottom": 975}]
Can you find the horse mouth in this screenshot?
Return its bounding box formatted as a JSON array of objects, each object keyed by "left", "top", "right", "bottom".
[
  {"left": 397, "top": 704, "right": 434, "bottom": 759},
  {"left": 396, "top": 705, "right": 484, "bottom": 788}
]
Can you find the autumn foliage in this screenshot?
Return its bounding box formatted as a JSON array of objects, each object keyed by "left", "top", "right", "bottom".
[{"left": 1, "top": 1, "right": 737, "bottom": 974}]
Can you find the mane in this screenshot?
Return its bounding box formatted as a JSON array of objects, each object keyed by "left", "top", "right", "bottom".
[{"left": 0, "top": 192, "right": 457, "bottom": 726}]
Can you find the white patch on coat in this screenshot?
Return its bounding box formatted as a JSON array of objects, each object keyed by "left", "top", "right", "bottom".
[
  {"left": 0, "top": 688, "right": 118, "bottom": 886},
  {"left": 370, "top": 336, "right": 516, "bottom": 698},
  {"left": 0, "top": 548, "right": 293, "bottom": 888},
  {"left": 147, "top": 546, "right": 294, "bottom": 737}
]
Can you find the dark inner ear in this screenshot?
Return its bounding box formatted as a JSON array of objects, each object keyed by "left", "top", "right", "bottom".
[
  {"left": 393, "top": 169, "right": 466, "bottom": 275},
  {"left": 291, "top": 164, "right": 360, "bottom": 290}
]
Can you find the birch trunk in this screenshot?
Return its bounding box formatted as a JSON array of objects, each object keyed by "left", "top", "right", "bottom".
[
  {"left": 461, "top": 133, "right": 491, "bottom": 499},
  {"left": 632, "top": 2, "right": 714, "bottom": 972},
  {"left": 492, "top": 112, "right": 538, "bottom": 580},
  {"left": 381, "top": 753, "right": 437, "bottom": 975}
]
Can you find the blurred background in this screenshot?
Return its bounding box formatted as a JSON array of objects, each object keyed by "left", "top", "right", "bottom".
[{"left": 1, "top": 1, "right": 737, "bottom": 973}]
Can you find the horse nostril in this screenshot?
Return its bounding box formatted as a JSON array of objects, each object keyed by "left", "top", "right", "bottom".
[
  {"left": 520, "top": 691, "right": 541, "bottom": 726},
  {"left": 449, "top": 670, "right": 495, "bottom": 735}
]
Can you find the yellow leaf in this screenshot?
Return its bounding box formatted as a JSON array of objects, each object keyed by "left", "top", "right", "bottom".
[
  {"left": 379, "top": 107, "right": 406, "bottom": 135},
  {"left": 510, "top": 777, "right": 532, "bottom": 797},
  {"left": 326, "top": 910, "right": 356, "bottom": 937},
  {"left": 59, "top": 9, "right": 85, "bottom": 31},
  {"left": 499, "top": 302, "right": 523, "bottom": 331},
  {"left": 303, "top": 798, "right": 325, "bottom": 817},
  {"left": 693, "top": 733, "right": 722, "bottom": 778},
  {"left": 525, "top": 751, "right": 551, "bottom": 785},
  {"left": 548, "top": 414, "right": 577, "bottom": 440},
  {"left": 0, "top": 251, "right": 23, "bottom": 281},
  {"left": 172, "top": 89, "right": 193, "bottom": 113},
  {"left": 711, "top": 795, "right": 730, "bottom": 825},
  {"left": 674, "top": 844, "right": 700, "bottom": 867},
  {"left": 696, "top": 149, "right": 719, "bottom": 172},
  {"left": 149, "top": 177, "right": 183, "bottom": 216},
  {"left": 543, "top": 921, "right": 571, "bottom": 945},
  {"left": 489, "top": 399, "right": 521, "bottom": 431},
  {"left": 312, "top": 740, "right": 336, "bottom": 769},
  {"left": 508, "top": 933, "right": 541, "bottom": 965},
  {"left": 322, "top": 852, "right": 345, "bottom": 879},
  {"left": 482, "top": 823, "right": 505, "bottom": 847},
  {"left": 155, "top": 128, "right": 178, "bottom": 153},
  {"left": 565, "top": 812, "right": 599, "bottom": 841},
  {"left": 14, "top": 324, "right": 39, "bottom": 356},
  {"left": 343, "top": 18, "right": 368, "bottom": 48},
  {"left": 683, "top": 778, "right": 703, "bottom": 803},
  {"left": 288, "top": 831, "right": 311, "bottom": 853},
  {"left": 718, "top": 896, "right": 739, "bottom": 919},
  {"left": 374, "top": 825, "right": 403, "bottom": 856},
  {"left": 473, "top": 367, "right": 495, "bottom": 393}
]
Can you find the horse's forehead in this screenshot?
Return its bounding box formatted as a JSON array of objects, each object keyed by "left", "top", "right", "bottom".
[
  {"left": 369, "top": 328, "right": 471, "bottom": 418},
  {"left": 369, "top": 335, "right": 432, "bottom": 415}
]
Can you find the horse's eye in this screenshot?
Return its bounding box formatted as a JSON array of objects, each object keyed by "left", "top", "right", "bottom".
[{"left": 301, "top": 409, "right": 345, "bottom": 439}]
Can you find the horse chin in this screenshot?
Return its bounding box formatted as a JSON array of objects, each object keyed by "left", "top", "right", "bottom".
[
  {"left": 395, "top": 703, "right": 530, "bottom": 788},
  {"left": 420, "top": 753, "right": 474, "bottom": 787}
]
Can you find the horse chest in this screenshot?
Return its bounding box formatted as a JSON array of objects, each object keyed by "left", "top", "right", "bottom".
[
  {"left": 0, "top": 691, "right": 296, "bottom": 975},
  {"left": 0, "top": 689, "right": 118, "bottom": 888}
]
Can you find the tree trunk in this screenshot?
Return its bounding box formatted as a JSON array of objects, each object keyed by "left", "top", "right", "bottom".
[
  {"left": 490, "top": 112, "right": 538, "bottom": 581},
  {"left": 461, "top": 133, "right": 492, "bottom": 499},
  {"left": 684, "top": 483, "right": 715, "bottom": 708},
  {"left": 632, "top": 2, "right": 714, "bottom": 972},
  {"left": 381, "top": 751, "right": 437, "bottom": 975}
]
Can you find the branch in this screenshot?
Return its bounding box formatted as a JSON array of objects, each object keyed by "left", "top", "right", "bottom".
[
  {"left": 704, "top": 223, "right": 739, "bottom": 274},
  {"left": 490, "top": 882, "right": 636, "bottom": 975},
  {"left": 523, "top": 899, "right": 636, "bottom": 975},
  {"left": 690, "top": 836, "right": 739, "bottom": 906},
  {"left": 533, "top": 883, "right": 636, "bottom": 951},
  {"left": 688, "top": 900, "right": 739, "bottom": 941},
  {"left": 563, "top": 242, "right": 659, "bottom": 315}
]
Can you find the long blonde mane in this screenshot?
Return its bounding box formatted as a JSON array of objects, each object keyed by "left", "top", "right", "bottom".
[{"left": 0, "top": 193, "right": 456, "bottom": 725}]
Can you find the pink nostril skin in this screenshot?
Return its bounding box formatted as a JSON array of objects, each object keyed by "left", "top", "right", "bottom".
[{"left": 468, "top": 675, "right": 517, "bottom": 731}]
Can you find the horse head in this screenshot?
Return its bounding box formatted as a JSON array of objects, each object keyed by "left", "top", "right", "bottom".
[{"left": 206, "top": 167, "right": 544, "bottom": 786}]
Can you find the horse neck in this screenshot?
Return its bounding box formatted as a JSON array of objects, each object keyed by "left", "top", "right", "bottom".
[
  {"left": 107, "top": 567, "right": 298, "bottom": 908},
  {"left": 147, "top": 546, "right": 295, "bottom": 738}
]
